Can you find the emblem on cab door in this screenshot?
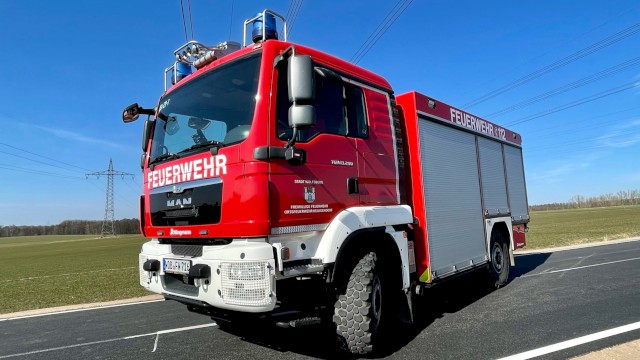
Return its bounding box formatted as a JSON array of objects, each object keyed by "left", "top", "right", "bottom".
[{"left": 304, "top": 186, "right": 316, "bottom": 204}]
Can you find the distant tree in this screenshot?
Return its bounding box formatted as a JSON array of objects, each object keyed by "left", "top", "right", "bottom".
[{"left": 531, "top": 188, "right": 640, "bottom": 211}]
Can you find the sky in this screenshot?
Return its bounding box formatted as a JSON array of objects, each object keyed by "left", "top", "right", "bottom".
[{"left": 0, "top": 0, "right": 638, "bottom": 226}]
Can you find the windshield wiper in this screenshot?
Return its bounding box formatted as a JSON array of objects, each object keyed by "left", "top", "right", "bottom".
[
  {"left": 149, "top": 153, "right": 179, "bottom": 166},
  {"left": 178, "top": 140, "right": 224, "bottom": 155}
]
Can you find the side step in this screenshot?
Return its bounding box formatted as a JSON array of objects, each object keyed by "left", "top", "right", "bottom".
[{"left": 275, "top": 317, "right": 322, "bottom": 328}]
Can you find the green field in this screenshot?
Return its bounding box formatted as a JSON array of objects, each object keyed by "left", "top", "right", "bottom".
[
  {"left": 1, "top": 206, "right": 639, "bottom": 314},
  {"left": 525, "top": 206, "right": 640, "bottom": 249},
  {"left": 0, "top": 235, "right": 149, "bottom": 314}
]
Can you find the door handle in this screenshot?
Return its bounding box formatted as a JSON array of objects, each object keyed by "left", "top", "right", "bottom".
[{"left": 347, "top": 177, "right": 359, "bottom": 195}]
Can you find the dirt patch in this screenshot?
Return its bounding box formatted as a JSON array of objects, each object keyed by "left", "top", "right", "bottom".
[{"left": 571, "top": 339, "right": 640, "bottom": 360}]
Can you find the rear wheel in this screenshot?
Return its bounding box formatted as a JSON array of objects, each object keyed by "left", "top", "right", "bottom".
[
  {"left": 488, "top": 230, "right": 509, "bottom": 288},
  {"left": 333, "top": 251, "right": 395, "bottom": 355}
]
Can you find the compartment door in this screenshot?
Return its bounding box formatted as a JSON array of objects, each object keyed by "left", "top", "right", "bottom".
[
  {"left": 418, "top": 119, "right": 486, "bottom": 278},
  {"left": 477, "top": 137, "right": 509, "bottom": 216}
]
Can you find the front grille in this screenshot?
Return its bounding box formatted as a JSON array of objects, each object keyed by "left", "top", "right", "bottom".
[
  {"left": 171, "top": 244, "right": 203, "bottom": 257},
  {"left": 150, "top": 181, "right": 222, "bottom": 226},
  {"left": 166, "top": 189, "right": 193, "bottom": 198}
]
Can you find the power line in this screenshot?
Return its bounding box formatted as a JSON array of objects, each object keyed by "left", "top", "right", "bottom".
[
  {"left": 288, "top": 0, "right": 304, "bottom": 37},
  {"left": 285, "top": 0, "right": 295, "bottom": 24},
  {"left": 523, "top": 105, "right": 640, "bottom": 137},
  {"left": 228, "top": 0, "right": 234, "bottom": 40},
  {"left": 527, "top": 130, "right": 640, "bottom": 151},
  {"left": 350, "top": 0, "right": 414, "bottom": 65},
  {"left": 463, "top": 22, "right": 640, "bottom": 109},
  {"left": 485, "top": 57, "right": 640, "bottom": 118},
  {"left": 0, "top": 149, "right": 87, "bottom": 174},
  {"left": 504, "top": 80, "right": 640, "bottom": 127},
  {"left": 122, "top": 177, "right": 141, "bottom": 195},
  {"left": 187, "top": 0, "right": 194, "bottom": 39},
  {"left": 86, "top": 177, "right": 137, "bottom": 209},
  {"left": 0, "top": 142, "right": 96, "bottom": 173},
  {"left": 0, "top": 164, "right": 83, "bottom": 180},
  {"left": 459, "top": 4, "right": 640, "bottom": 98},
  {"left": 179, "top": 0, "right": 189, "bottom": 42},
  {"left": 350, "top": 0, "right": 406, "bottom": 63}
]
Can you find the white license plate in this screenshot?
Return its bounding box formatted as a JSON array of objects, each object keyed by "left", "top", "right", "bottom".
[{"left": 163, "top": 258, "right": 191, "bottom": 275}]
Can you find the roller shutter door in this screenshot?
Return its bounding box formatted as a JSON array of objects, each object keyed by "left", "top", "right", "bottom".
[
  {"left": 418, "top": 118, "right": 486, "bottom": 277},
  {"left": 504, "top": 145, "right": 529, "bottom": 222},
  {"left": 477, "top": 137, "right": 509, "bottom": 215}
]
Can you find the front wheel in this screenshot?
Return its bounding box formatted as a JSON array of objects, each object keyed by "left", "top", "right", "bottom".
[
  {"left": 333, "top": 251, "right": 395, "bottom": 355},
  {"left": 488, "top": 230, "right": 510, "bottom": 288}
]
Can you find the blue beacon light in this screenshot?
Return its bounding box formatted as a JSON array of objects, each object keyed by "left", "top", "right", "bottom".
[
  {"left": 252, "top": 13, "right": 278, "bottom": 43},
  {"left": 173, "top": 61, "right": 193, "bottom": 84}
]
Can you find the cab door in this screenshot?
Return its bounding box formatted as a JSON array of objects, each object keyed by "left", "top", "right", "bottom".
[{"left": 268, "top": 63, "right": 360, "bottom": 233}]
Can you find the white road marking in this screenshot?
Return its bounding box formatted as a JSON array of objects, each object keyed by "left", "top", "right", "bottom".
[
  {"left": 0, "top": 323, "right": 217, "bottom": 359},
  {"left": 0, "top": 299, "right": 165, "bottom": 322},
  {"left": 515, "top": 237, "right": 640, "bottom": 255},
  {"left": 522, "top": 256, "right": 640, "bottom": 277},
  {"left": 0, "top": 267, "right": 137, "bottom": 283},
  {"left": 498, "top": 320, "right": 640, "bottom": 360}
]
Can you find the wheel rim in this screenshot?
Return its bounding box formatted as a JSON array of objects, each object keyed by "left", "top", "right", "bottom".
[
  {"left": 492, "top": 243, "right": 504, "bottom": 272},
  {"left": 371, "top": 275, "right": 382, "bottom": 329}
]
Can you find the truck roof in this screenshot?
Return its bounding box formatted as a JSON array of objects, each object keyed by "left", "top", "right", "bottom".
[{"left": 164, "top": 40, "right": 394, "bottom": 97}]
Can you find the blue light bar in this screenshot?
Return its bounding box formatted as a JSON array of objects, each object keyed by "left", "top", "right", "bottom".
[
  {"left": 172, "top": 61, "right": 193, "bottom": 85},
  {"left": 252, "top": 13, "right": 278, "bottom": 43}
]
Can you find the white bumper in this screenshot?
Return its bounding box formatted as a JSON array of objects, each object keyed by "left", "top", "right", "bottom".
[{"left": 139, "top": 239, "right": 277, "bottom": 313}]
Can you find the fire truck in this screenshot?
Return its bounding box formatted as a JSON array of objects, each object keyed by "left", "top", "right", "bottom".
[{"left": 123, "top": 10, "right": 529, "bottom": 355}]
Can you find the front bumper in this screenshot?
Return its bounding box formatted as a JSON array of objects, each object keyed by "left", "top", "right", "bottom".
[{"left": 139, "top": 239, "right": 277, "bottom": 313}]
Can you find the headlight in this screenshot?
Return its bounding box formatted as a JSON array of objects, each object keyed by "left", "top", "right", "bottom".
[
  {"left": 220, "top": 261, "right": 272, "bottom": 306},
  {"left": 227, "top": 262, "right": 265, "bottom": 281}
]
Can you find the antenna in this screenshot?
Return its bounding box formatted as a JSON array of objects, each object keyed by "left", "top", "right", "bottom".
[{"left": 86, "top": 159, "right": 134, "bottom": 237}]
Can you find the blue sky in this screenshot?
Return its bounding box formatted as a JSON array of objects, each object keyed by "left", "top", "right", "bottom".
[{"left": 0, "top": 0, "right": 638, "bottom": 225}]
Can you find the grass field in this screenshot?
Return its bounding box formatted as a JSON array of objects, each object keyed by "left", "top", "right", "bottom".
[
  {"left": 1, "top": 206, "right": 639, "bottom": 314},
  {"left": 525, "top": 206, "right": 640, "bottom": 249},
  {"left": 0, "top": 235, "right": 148, "bottom": 314}
]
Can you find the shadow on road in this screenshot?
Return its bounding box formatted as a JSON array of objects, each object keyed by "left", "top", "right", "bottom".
[
  {"left": 218, "top": 254, "right": 553, "bottom": 359},
  {"left": 510, "top": 252, "right": 553, "bottom": 278}
]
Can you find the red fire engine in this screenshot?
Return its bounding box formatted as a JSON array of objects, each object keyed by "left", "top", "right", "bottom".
[{"left": 123, "top": 9, "right": 529, "bottom": 355}]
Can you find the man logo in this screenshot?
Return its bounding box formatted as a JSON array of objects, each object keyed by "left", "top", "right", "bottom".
[
  {"left": 167, "top": 197, "right": 192, "bottom": 207},
  {"left": 304, "top": 186, "right": 315, "bottom": 204}
]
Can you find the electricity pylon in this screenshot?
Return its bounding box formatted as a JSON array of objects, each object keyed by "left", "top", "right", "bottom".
[{"left": 86, "top": 159, "right": 134, "bottom": 237}]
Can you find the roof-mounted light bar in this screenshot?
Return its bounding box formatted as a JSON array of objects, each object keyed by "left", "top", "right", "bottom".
[
  {"left": 163, "top": 40, "right": 241, "bottom": 91},
  {"left": 243, "top": 9, "right": 287, "bottom": 47}
]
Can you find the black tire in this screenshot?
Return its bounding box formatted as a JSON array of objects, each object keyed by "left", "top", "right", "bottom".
[
  {"left": 488, "top": 230, "right": 510, "bottom": 288},
  {"left": 333, "top": 251, "right": 392, "bottom": 355}
]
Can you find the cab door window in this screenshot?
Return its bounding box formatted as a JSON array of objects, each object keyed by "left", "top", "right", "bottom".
[{"left": 276, "top": 65, "right": 367, "bottom": 141}]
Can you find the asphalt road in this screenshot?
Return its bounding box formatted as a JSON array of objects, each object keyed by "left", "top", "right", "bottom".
[{"left": 1, "top": 240, "right": 639, "bottom": 360}]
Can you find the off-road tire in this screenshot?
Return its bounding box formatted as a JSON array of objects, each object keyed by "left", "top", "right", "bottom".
[
  {"left": 333, "top": 252, "right": 387, "bottom": 355},
  {"left": 488, "top": 230, "right": 509, "bottom": 288}
]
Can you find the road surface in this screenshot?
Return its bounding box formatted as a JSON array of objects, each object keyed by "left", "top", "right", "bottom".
[{"left": 1, "top": 240, "right": 639, "bottom": 359}]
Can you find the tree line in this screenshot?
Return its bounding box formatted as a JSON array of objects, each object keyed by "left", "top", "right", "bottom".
[
  {"left": 3, "top": 188, "right": 638, "bottom": 236},
  {"left": 531, "top": 189, "right": 640, "bottom": 211},
  {"left": 0, "top": 219, "right": 140, "bottom": 238}
]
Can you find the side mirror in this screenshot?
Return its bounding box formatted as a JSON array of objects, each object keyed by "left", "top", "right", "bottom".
[
  {"left": 142, "top": 119, "right": 153, "bottom": 152},
  {"left": 288, "top": 105, "right": 315, "bottom": 129},
  {"left": 287, "top": 55, "right": 315, "bottom": 130},
  {"left": 123, "top": 103, "right": 155, "bottom": 123},
  {"left": 288, "top": 55, "right": 314, "bottom": 103},
  {"left": 123, "top": 103, "right": 140, "bottom": 123}
]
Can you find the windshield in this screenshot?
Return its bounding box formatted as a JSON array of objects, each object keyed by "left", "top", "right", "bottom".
[{"left": 150, "top": 53, "right": 261, "bottom": 163}]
